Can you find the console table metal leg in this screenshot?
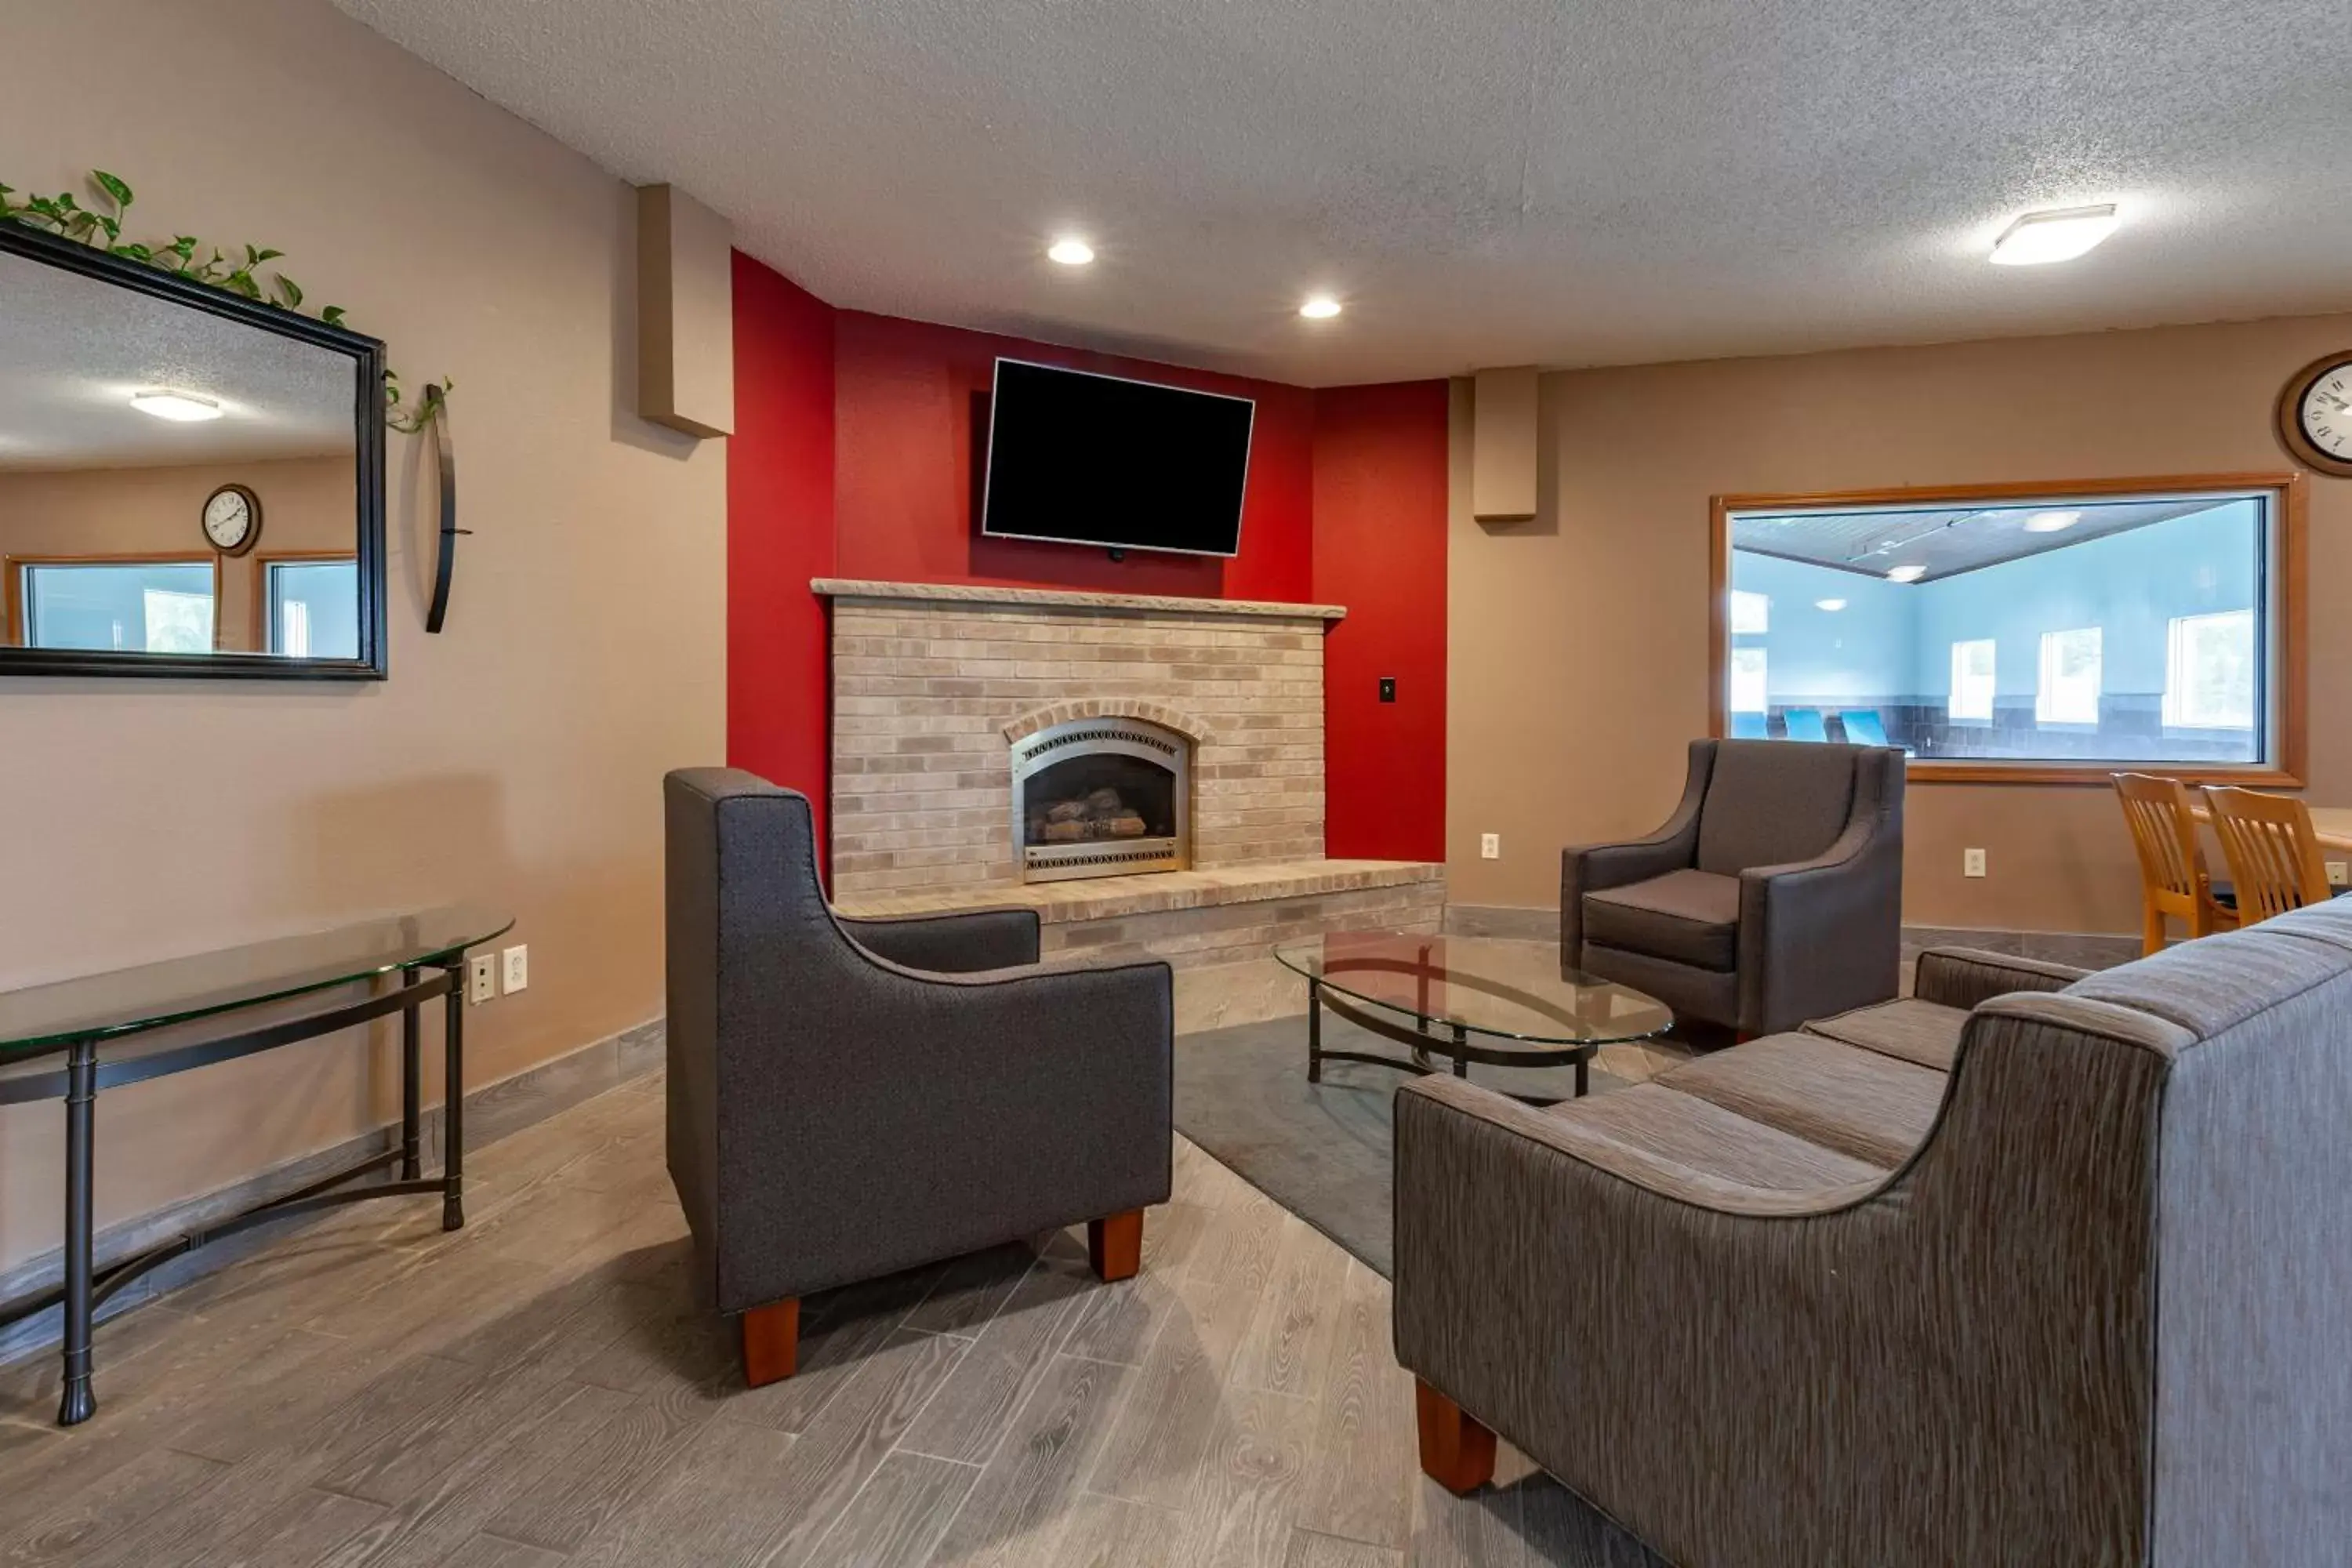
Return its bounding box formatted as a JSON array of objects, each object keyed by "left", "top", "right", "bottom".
[
  {"left": 58, "top": 1040, "right": 97, "bottom": 1427},
  {"left": 1306, "top": 980, "right": 1323, "bottom": 1083},
  {"left": 1451, "top": 1023, "right": 1469, "bottom": 1077},
  {"left": 1576, "top": 1058, "right": 1589, "bottom": 1098},
  {"left": 400, "top": 971, "right": 422, "bottom": 1181},
  {"left": 441, "top": 967, "right": 465, "bottom": 1232}
]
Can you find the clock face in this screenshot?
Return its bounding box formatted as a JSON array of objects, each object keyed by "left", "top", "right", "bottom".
[
  {"left": 2298, "top": 370, "right": 2352, "bottom": 462},
  {"left": 201, "top": 485, "right": 257, "bottom": 554}
]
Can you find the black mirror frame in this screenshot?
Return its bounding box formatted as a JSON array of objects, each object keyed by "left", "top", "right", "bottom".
[{"left": 0, "top": 221, "right": 389, "bottom": 681}]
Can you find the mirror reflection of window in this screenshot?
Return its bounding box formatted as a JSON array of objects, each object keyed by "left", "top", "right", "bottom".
[
  {"left": 17, "top": 561, "right": 215, "bottom": 652},
  {"left": 263, "top": 558, "right": 360, "bottom": 659}
]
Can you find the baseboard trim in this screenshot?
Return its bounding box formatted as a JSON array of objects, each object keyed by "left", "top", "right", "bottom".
[
  {"left": 1443, "top": 903, "right": 2140, "bottom": 971},
  {"left": 0, "top": 1015, "right": 664, "bottom": 1369}
]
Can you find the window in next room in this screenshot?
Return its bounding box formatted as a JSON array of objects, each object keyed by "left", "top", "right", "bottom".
[{"left": 1713, "top": 479, "right": 2299, "bottom": 779}]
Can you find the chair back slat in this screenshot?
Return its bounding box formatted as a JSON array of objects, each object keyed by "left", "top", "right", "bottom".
[
  {"left": 2203, "top": 787, "right": 2332, "bottom": 923},
  {"left": 2113, "top": 773, "right": 2201, "bottom": 898}
]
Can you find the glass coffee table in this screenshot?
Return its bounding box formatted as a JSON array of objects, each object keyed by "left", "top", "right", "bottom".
[{"left": 1272, "top": 930, "right": 1673, "bottom": 1103}]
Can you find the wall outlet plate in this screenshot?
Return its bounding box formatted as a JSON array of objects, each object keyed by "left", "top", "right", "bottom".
[
  {"left": 1378, "top": 676, "right": 1397, "bottom": 703},
  {"left": 467, "top": 953, "right": 497, "bottom": 1005},
  {"left": 2329, "top": 862, "right": 2349, "bottom": 889},
  {"left": 502, "top": 944, "right": 529, "bottom": 994},
  {"left": 1480, "top": 833, "right": 1500, "bottom": 859},
  {"left": 1963, "top": 848, "right": 1987, "bottom": 878}
]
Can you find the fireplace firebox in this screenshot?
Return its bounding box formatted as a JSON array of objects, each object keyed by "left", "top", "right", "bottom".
[{"left": 1011, "top": 718, "right": 1191, "bottom": 882}]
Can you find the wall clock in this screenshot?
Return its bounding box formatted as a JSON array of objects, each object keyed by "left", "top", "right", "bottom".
[
  {"left": 201, "top": 482, "right": 263, "bottom": 556},
  {"left": 2278, "top": 352, "right": 2352, "bottom": 478}
]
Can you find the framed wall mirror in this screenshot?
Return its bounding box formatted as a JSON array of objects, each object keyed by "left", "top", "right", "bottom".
[{"left": 0, "top": 222, "right": 387, "bottom": 680}]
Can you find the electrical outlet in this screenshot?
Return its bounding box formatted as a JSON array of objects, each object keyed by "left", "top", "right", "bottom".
[
  {"left": 1479, "top": 833, "right": 1500, "bottom": 860},
  {"left": 1377, "top": 676, "right": 1397, "bottom": 703},
  {"left": 1963, "top": 848, "right": 1987, "bottom": 879},
  {"left": 2329, "top": 862, "right": 2349, "bottom": 889},
  {"left": 467, "top": 953, "right": 497, "bottom": 1005},
  {"left": 502, "top": 944, "right": 529, "bottom": 994}
]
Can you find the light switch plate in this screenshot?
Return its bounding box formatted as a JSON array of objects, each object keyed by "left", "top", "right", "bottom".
[
  {"left": 1963, "top": 848, "right": 1987, "bottom": 878},
  {"left": 502, "top": 945, "right": 529, "bottom": 994},
  {"left": 2329, "top": 862, "right": 2349, "bottom": 889},
  {"left": 467, "top": 953, "right": 496, "bottom": 1005}
]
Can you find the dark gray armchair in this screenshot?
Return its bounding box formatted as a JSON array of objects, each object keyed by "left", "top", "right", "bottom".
[
  {"left": 1562, "top": 739, "right": 1904, "bottom": 1036},
  {"left": 664, "top": 768, "right": 1173, "bottom": 1385}
]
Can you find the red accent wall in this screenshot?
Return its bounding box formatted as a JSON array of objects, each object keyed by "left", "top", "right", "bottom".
[
  {"left": 725, "top": 253, "right": 1449, "bottom": 869},
  {"left": 727, "top": 251, "right": 837, "bottom": 860},
  {"left": 1312, "top": 381, "right": 1451, "bottom": 862},
  {"left": 832, "top": 310, "right": 1314, "bottom": 602}
]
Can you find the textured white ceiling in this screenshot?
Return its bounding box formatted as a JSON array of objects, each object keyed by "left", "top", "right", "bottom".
[
  {"left": 332, "top": 0, "right": 2352, "bottom": 387},
  {"left": 0, "top": 249, "right": 354, "bottom": 470}
]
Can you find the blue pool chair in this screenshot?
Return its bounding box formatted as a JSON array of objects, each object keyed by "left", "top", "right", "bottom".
[
  {"left": 1729, "top": 711, "right": 1768, "bottom": 739},
  {"left": 1839, "top": 710, "right": 1890, "bottom": 748},
  {"left": 1781, "top": 708, "right": 1829, "bottom": 742}
]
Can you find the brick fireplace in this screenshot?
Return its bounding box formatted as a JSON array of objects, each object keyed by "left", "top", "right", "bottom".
[{"left": 814, "top": 579, "right": 1444, "bottom": 1028}]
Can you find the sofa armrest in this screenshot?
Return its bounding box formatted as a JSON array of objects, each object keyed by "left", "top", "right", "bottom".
[
  {"left": 1912, "top": 947, "right": 2089, "bottom": 1011},
  {"left": 835, "top": 906, "right": 1042, "bottom": 972}
]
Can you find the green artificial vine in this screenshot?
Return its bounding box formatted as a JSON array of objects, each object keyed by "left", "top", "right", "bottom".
[{"left": 0, "top": 169, "right": 451, "bottom": 433}]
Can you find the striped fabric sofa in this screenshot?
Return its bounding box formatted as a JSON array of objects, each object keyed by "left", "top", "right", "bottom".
[{"left": 1394, "top": 905, "right": 2352, "bottom": 1566}]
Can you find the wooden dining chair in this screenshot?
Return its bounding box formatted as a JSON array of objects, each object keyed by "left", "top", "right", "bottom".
[
  {"left": 2201, "top": 786, "right": 2332, "bottom": 925},
  {"left": 2112, "top": 773, "right": 2237, "bottom": 953}
]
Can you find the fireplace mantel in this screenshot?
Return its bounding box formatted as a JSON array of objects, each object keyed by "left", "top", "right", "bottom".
[{"left": 812, "top": 579, "right": 1347, "bottom": 622}]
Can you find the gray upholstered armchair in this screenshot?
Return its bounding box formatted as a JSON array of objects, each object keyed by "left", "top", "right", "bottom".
[
  {"left": 1563, "top": 738, "right": 1904, "bottom": 1036},
  {"left": 663, "top": 768, "right": 1173, "bottom": 1385}
]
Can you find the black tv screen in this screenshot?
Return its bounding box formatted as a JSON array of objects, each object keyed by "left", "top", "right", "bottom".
[{"left": 981, "top": 359, "right": 1254, "bottom": 557}]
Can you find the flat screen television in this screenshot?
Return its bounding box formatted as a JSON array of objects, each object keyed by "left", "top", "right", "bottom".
[{"left": 980, "top": 358, "right": 1254, "bottom": 558}]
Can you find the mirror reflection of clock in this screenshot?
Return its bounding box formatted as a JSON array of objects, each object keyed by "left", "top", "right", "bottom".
[
  {"left": 201, "top": 483, "right": 261, "bottom": 556},
  {"left": 2280, "top": 351, "right": 2352, "bottom": 477}
]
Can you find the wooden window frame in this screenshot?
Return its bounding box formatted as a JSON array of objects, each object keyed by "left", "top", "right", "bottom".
[
  {"left": 1707, "top": 472, "right": 2308, "bottom": 786},
  {"left": 4, "top": 552, "right": 225, "bottom": 652},
  {"left": 251, "top": 550, "right": 360, "bottom": 655}
]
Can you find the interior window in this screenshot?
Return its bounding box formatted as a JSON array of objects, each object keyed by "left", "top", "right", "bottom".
[
  {"left": 1720, "top": 486, "right": 2280, "bottom": 768},
  {"left": 18, "top": 561, "right": 215, "bottom": 653},
  {"left": 265, "top": 559, "right": 361, "bottom": 659}
]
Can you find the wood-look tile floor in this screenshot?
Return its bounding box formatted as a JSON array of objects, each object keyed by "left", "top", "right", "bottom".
[{"left": 0, "top": 1073, "right": 1657, "bottom": 1567}]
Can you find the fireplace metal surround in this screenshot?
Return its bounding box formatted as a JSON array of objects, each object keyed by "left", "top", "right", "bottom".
[{"left": 1012, "top": 717, "right": 1192, "bottom": 883}]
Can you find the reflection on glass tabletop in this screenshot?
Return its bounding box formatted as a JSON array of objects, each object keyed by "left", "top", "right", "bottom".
[{"left": 1272, "top": 930, "right": 1673, "bottom": 1046}]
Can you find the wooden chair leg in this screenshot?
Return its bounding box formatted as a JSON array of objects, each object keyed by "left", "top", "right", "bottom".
[
  {"left": 1087, "top": 1210, "right": 1143, "bottom": 1283},
  {"left": 1415, "top": 1379, "right": 1497, "bottom": 1495},
  {"left": 740, "top": 1298, "right": 800, "bottom": 1388}
]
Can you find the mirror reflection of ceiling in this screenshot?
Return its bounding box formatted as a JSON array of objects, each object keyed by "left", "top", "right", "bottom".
[
  {"left": 0, "top": 249, "right": 354, "bottom": 472},
  {"left": 1731, "top": 498, "right": 2241, "bottom": 583}
]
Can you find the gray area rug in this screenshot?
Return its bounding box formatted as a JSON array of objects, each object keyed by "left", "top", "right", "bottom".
[{"left": 1173, "top": 1010, "right": 1628, "bottom": 1277}]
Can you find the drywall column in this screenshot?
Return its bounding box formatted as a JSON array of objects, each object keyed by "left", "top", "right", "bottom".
[
  {"left": 638, "top": 183, "right": 736, "bottom": 437},
  {"left": 1472, "top": 365, "right": 1538, "bottom": 521}
]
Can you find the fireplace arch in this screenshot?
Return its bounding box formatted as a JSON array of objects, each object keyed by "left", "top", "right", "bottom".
[{"left": 1011, "top": 717, "right": 1192, "bottom": 883}]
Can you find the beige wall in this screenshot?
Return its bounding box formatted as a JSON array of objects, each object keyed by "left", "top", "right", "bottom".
[
  {"left": 1448, "top": 310, "right": 2352, "bottom": 935},
  {"left": 0, "top": 0, "right": 724, "bottom": 1272},
  {"left": 0, "top": 456, "right": 355, "bottom": 652}
]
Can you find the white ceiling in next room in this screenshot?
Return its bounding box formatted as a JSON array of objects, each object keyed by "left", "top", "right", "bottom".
[{"left": 333, "top": 0, "right": 2352, "bottom": 387}]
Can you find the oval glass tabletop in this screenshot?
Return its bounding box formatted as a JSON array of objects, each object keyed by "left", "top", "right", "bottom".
[
  {"left": 1272, "top": 930, "right": 1672, "bottom": 1049},
  {"left": 0, "top": 904, "right": 515, "bottom": 1063}
]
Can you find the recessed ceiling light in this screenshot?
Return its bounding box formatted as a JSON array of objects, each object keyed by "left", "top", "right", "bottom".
[
  {"left": 1046, "top": 238, "right": 1094, "bottom": 267},
  {"left": 1299, "top": 296, "right": 1342, "bottom": 320},
  {"left": 1886, "top": 564, "right": 1927, "bottom": 583},
  {"left": 1814, "top": 598, "right": 1848, "bottom": 612},
  {"left": 2022, "top": 509, "right": 2082, "bottom": 533},
  {"left": 130, "top": 391, "right": 223, "bottom": 423},
  {"left": 1990, "top": 204, "right": 2120, "bottom": 266}
]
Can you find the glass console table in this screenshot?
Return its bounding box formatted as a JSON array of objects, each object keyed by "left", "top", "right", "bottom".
[{"left": 0, "top": 906, "right": 512, "bottom": 1425}]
